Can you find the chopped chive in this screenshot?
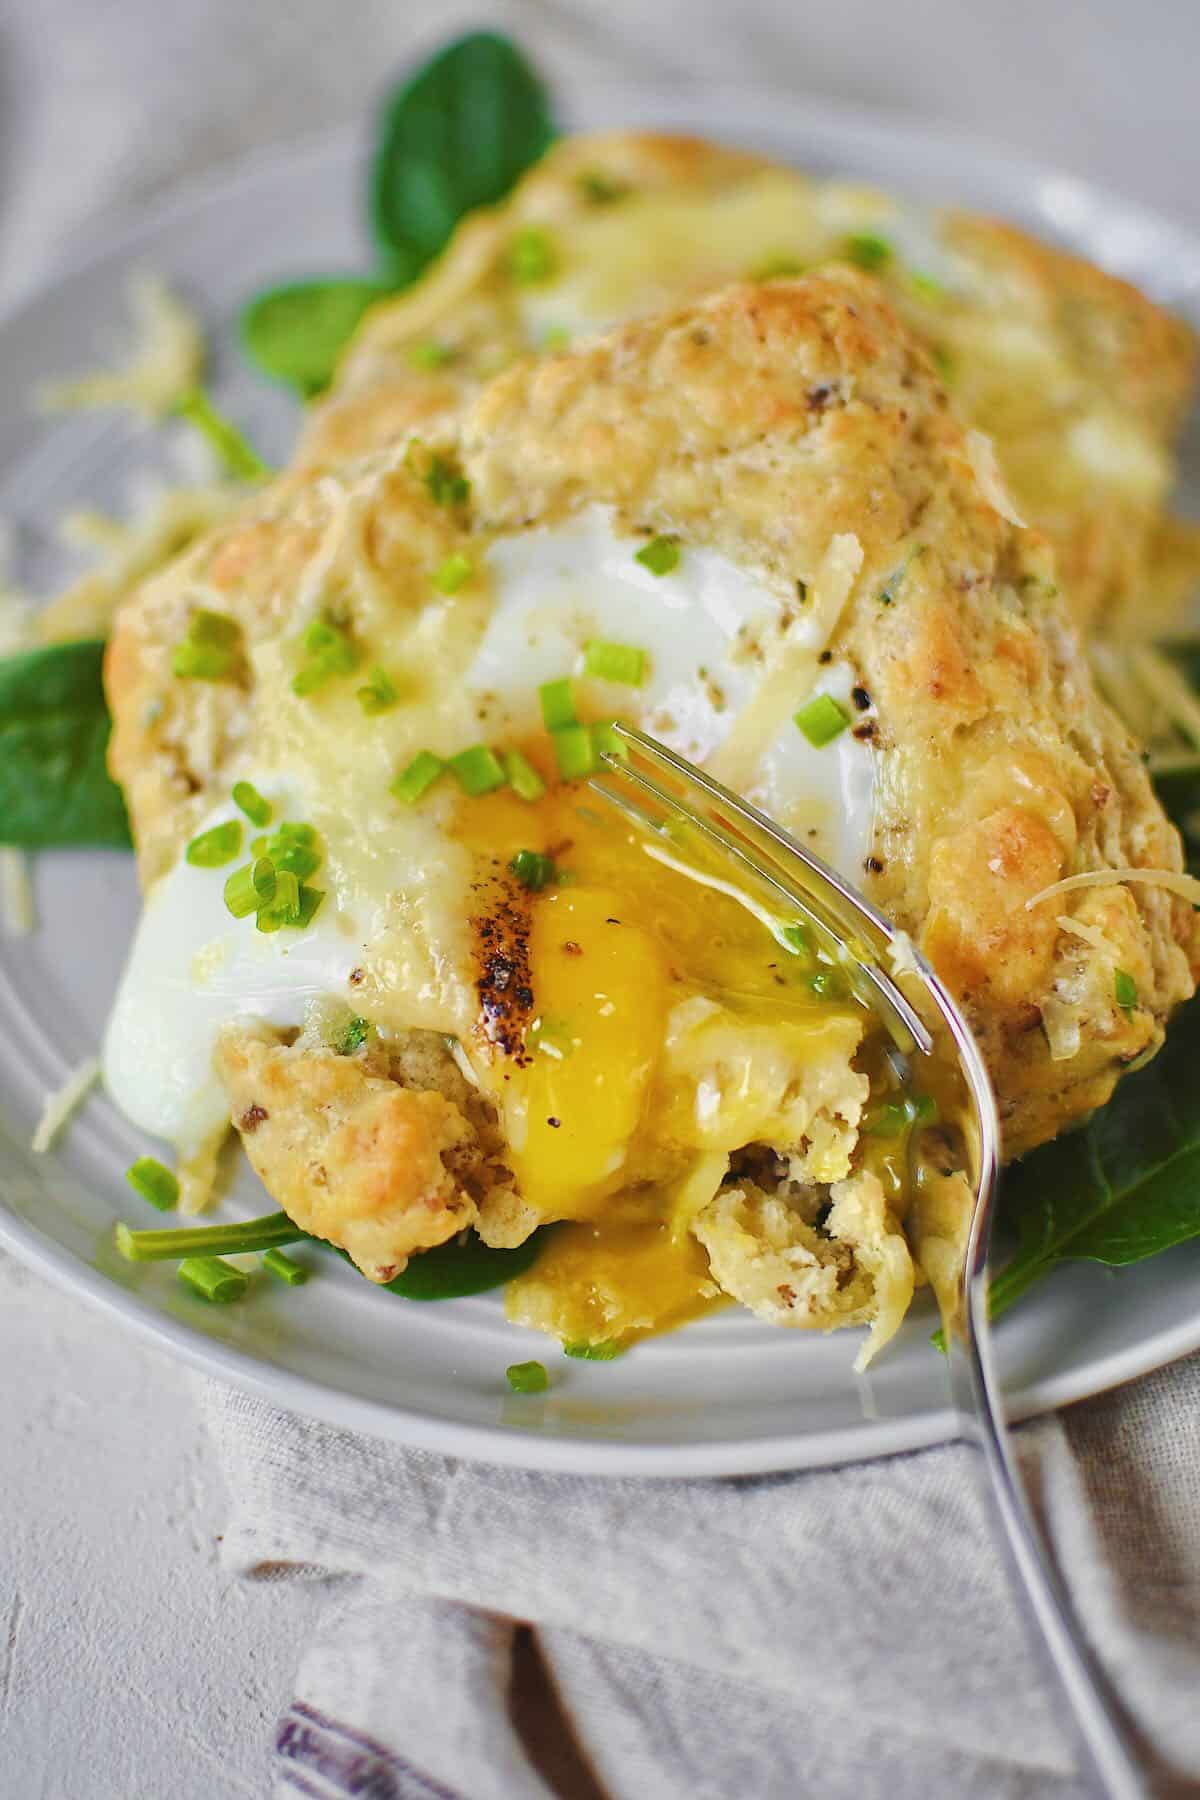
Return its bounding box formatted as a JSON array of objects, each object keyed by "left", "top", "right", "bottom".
[
  {"left": 356, "top": 665, "right": 400, "bottom": 715},
  {"left": 292, "top": 615, "right": 358, "bottom": 695},
  {"left": 449, "top": 744, "right": 506, "bottom": 797},
  {"left": 509, "top": 849, "right": 556, "bottom": 891},
  {"left": 269, "top": 840, "right": 320, "bottom": 880},
  {"left": 115, "top": 1210, "right": 303, "bottom": 1261},
  {"left": 232, "top": 780, "right": 272, "bottom": 827},
  {"left": 843, "top": 232, "right": 892, "bottom": 271},
  {"left": 421, "top": 453, "right": 470, "bottom": 508},
  {"left": 255, "top": 868, "right": 301, "bottom": 932},
  {"left": 276, "top": 821, "right": 316, "bottom": 845},
  {"left": 908, "top": 270, "right": 945, "bottom": 303},
  {"left": 178, "top": 1256, "right": 249, "bottom": 1303},
  {"left": 337, "top": 1016, "right": 369, "bottom": 1055},
  {"left": 172, "top": 608, "right": 241, "bottom": 680},
  {"left": 781, "top": 922, "right": 814, "bottom": 956},
  {"left": 592, "top": 721, "right": 629, "bottom": 761},
  {"left": 552, "top": 724, "right": 597, "bottom": 780},
  {"left": 224, "top": 856, "right": 276, "bottom": 920},
  {"left": 502, "top": 748, "right": 546, "bottom": 802},
  {"left": 563, "top": 1339, "right": 624, "bottom": 1361},
  {"left": 634, "top": 536, "right": 680, "bottom": 577},
  {"left": 295, "top": 886, "right": 325, "bottom": 928},
  {"left": 539, "top": 677, "right": 577, "bottom": 731},
  {"left": 1115, "top": 969, "right": 1138, "bottom": 1012},
  {"left": 391, "top": 750, "right": 444, "bottom": 805},
  {"left": 407, "top": 340, "right": 453, "bottom": 369},
  {"left": 432, "top": 552, "right": 474, "bottom": 594},
  {"left": 185, "top": 819, "right": 243, "bottom": 868},
  {"left": 508, "top": 227, "right": 558, "bottom": 284},
  {"left": 506, "top": 1360, "right": 549, "bottom": 1393},
  {"left": 749, "top": 254, "right": 805, "bottom": 280},
  {"left": 794, "top": 694, "right": 850, "bottom": 747},
  {"left": 584, "top": 639, "right": 647, "bottom": 685},
  {"left": 576, "top": 170, "right": 629, "bottom": 205},
  {"left": 261, "top": 1248, "right": 309, "bottom": 1286},
  {"left": 124, "top": 1156, "right": 179, "bottom": 1212}
]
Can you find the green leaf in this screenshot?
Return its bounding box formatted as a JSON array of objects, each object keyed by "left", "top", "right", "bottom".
[
  {"left": 238, "top": 279, "right": 394, "bottom": 397},
  {"left": 0, "top": 640, "right": 131, "bottom": 848},
  {"left": 368, "top": 32, "right": 555, "bottom": 274},
  {"left": 378, "top": 1227, "right": 547, "bottom": 1300},
  {"left": 993, "top": 995, "right": 1200, "bottom": 1318}
]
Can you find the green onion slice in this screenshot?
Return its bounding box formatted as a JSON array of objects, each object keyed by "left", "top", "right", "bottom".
[
  {"left": 509, "top": 849, "right": 556, "bottom": 891},
  {"left": 506, "top": 1360, "right": 549, "bottom": 1393},
  {"left": 584, "top": 639, "right": 647, "bottom": 686},
  {"left": 432, "top": 552, "right": 474, "bottom": 594},
  {"left": 449, "top": 744, "right": 506, "bottom": 797},
  {"left": 185, "top": 819, "right": 243, "bottom": 868},
  {"left": 391, "top": 751, "right": 444, "bottom": 805},
  {"left": 407, "top": 341, "right": 454, "bottom": 370},
  {"left": 843, "top": 232, "right": 892, "bottom": 271},
  {"left": 255, "top": 868, "right": 301, "bottom": 932},
  {"left": 538, "top": 677, "right": 576, "bottom": 731},
  {"left": 502, "top": 748, "right": 546, "bottom": 802},
  {"left": 172, "top": 608, "right": 242, "bottom": 681},
  {"left": 261, "top": 1248, "right": 310, "bottom": 1287},
  {"left": 794, "top": 694, "right": 850, "bottom": 747},
  {"left": 1115, "top": 969, "right": 1138, "bottom": 1012},
  {"left": 356, "top": 666, "right": 399, "bottom": 715},
  {"left": 508, "top": 227, "right": 558, "bottom": 284},
  {"left": 224, "top": 856, "right": 276, "bottom": 920},
  {"left": 178, "top": 1255, "right": 249, "bottom": 1304},
  {"left": 116, "top": 1210, "right": 303, "bottom": 1262},
  {"left": 634, "top": 536, "right": 680, "bottom": 577},
  {"left": 552, "top": 724, "right": 597, "bottom": 781},
  {"left": 124, "top": 1156, "right": 180, "bottom": 1213},
  {"left": 232, "top": 781, "right": 272, "bottom": 827},
  {"left": 563, "top": 1339, "right": 624, "bottom": 1360}
]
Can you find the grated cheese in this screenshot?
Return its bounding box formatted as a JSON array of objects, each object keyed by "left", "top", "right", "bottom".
[
  {"left": 38, "top": 273, "right": 204, "bottom": 421},
  {"left": 0, "top": 849, "right": 34, "bottom": 936},
  {"left": 31, "top": 1057, "right": 100, "bottom": 1154},
  {"left": 1039, "top": 996, "right": 1081, "bottom": 1063},
  {"left": 808, "top": 531, "right": 864, "bottom": 646},
  {"left": 1027, "top": 867, "right": 1200, "bottom": 911},
  {"left": 965, "top": 428, "right": 1027, "bottom": 528},
  {"left": 1054, "top": 913, "right": 1119, "bottom": 957}
]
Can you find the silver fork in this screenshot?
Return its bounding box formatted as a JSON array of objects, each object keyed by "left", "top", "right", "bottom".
[{"left": 590, "top": 722, "right": 1152, "bottom": 1800}]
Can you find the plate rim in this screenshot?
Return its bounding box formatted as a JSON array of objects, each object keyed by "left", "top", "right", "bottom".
[{"left": 2, "top": 88, "right": 1199, "bottom": 1477}]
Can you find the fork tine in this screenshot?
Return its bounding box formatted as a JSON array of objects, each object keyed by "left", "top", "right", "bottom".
[{"left": 589, "top": 726, "right": 933, "bottom": 1056}]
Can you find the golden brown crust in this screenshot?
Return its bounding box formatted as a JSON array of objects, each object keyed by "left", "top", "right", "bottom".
[
  {"left": 108, "top": 271, "right": 1197, "bottom": 1205},
  {"left": 300, "top": 129, "right": 1197, "bottom": 637},
  {"left": 215, "top": 1024, "right": 477, "bottom": 1280}
]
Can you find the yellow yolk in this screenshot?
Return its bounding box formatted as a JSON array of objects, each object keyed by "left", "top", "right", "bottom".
[
  {"left": 453, "top": 783, "right": 877, "bottom": 1346},
  {"left": 507, "top": 887, "right": 669, "bottom": 1216}
]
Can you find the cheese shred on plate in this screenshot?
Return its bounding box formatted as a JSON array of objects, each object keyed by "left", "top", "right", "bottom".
[{"left": 31, "top": 1057, "right": 101, "bottom": 1155}]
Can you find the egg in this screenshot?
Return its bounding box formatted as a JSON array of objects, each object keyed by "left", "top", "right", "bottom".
[{"left": 102, "top": 506, "right": 877, "bottom": 1183}]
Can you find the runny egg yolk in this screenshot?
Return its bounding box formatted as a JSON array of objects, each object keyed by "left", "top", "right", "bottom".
[{"left": 454, "top": 777, "right": 877, "bottom": 1347}]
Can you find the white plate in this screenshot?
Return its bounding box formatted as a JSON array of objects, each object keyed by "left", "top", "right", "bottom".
[{"left": 2, "top": 91, "right": 1199, "bottom": 1478}]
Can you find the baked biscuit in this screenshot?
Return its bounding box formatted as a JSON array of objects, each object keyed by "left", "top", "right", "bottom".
[
  {"left": 303, "top": 131, "right": 1199, "bottom": 637},
  {"left": 103, "top": 274, "right": 1198, "bottom": 1360}
]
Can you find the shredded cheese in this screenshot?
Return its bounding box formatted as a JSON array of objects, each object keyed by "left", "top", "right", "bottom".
[
  {"left": 808, "top": 531, "right": 864, "bottom": 647},
  {"left": 1027, "top": 867, "right": 1200, "bottom": 911},
  {"left": 1128, "top": 645, "right": 1200, "bottom": 750},
  {"left": 0, "top": 849, "right": 34, "bottom": 936},
  {"left": 31, "top": 1057, "right": 100, "bottom": 1154},
  {"left": 1039, "top": 996, "right": 1081, "bottom": 1063},
  {"left": 1054, "top": 913, "right": 1119, "bottom": 957},
  {"left": 965, "top": 428, "right": 1027, "bottom": 528},
  {"left": 38, "top": 273, "right": 204, "bottom": 420}
]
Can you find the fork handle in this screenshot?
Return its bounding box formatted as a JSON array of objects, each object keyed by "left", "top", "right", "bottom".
[{"left": 951, "top": 1274, "right": 1180, "bottom": 1799}]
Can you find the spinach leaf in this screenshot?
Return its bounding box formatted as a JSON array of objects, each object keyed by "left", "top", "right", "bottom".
[
  {"left": 993, "top": 992, "right": 1200, "bottom": 1318},
  {"left": 0, "top": 639, "right": 131, "bottom": 848},
  {"left": 239, "top": 279, "right": 394, "bottom": 398},
  {"left": 369, "top": 31, "right": 555, "bottom": 275},
  {"left": 379, "top": 1227, "right": 546, "bottom": 1300}
]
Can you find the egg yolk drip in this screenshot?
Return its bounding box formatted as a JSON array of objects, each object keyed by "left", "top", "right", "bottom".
[{"left": 454, "top": 779, "right": 886, "bottom": 1347}]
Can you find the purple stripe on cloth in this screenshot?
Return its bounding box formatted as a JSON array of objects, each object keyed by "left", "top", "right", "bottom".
[
  {"left": 275, "top": 1699, "right": 467, "bottom": 1800},
  {"left": 279, "top": 1770, "right": 333, "bottom": 1800}
]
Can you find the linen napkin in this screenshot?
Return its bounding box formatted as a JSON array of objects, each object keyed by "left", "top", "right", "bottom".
[{"left": 205, "top": 1354, "right": 1200, "bottom": 1798}]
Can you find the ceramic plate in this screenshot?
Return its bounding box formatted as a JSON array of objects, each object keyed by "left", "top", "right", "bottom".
[{"left": 2, "top": 90, "right": 1199, "bottom": 1476}]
